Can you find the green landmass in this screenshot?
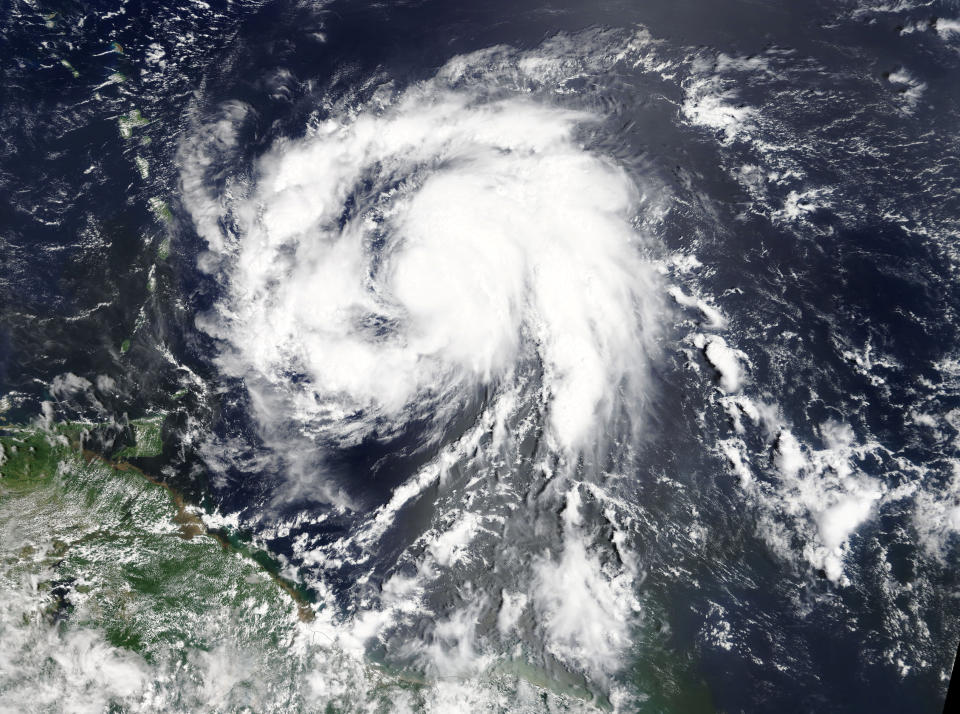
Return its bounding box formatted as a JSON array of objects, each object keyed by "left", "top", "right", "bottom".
[
  {"left": 134, "top": 155, "right": 149, "bottom": 179},
  {"left": 148, "top": 196, "right": 173, "bottom": 223},
  {"left": 0, "top": 419, "right": 327, "bottom": 709},
  {"left": 157, "top": 236, "right": 171, "bottom": 260},
  {"left": 118, "top": 109, "right": 149, "bottom": 139},
  {"left": 112, "top": 415, "right": 164, "bottom": 460},
  {"left": 0, "top": 421, "right": 312, "bottom": 644},
  {"left": 60, "top": 59, "right": 79, "bottom": 79}
]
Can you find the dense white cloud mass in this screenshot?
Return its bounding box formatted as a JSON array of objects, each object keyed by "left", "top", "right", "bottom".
[{"left": 184, "top": 72, "right": 661, "bottom": 460}]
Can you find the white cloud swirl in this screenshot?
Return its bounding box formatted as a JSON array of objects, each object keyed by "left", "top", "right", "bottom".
[{"left": 184, "top": 70, "right": 661, "bottom": 462}]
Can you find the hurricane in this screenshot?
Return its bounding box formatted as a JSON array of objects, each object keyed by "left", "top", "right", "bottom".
[{"left": 187, "top": 83, "right": 660, "bottom": 461}]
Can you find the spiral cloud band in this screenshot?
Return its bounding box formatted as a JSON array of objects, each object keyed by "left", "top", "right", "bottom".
[{"left": 187, "top": 76, "right": 661, "bottom": 464}]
